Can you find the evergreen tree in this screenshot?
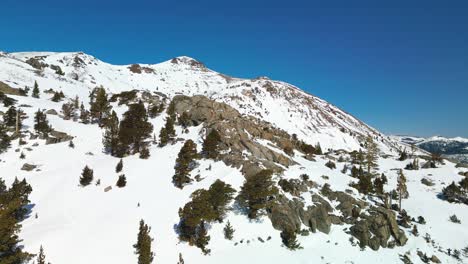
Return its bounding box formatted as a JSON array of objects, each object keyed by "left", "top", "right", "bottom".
[
  {"left": 398, "top": 149, "right": 408, "bottom": 161},
  {"left": 61, "top": 102, "right": 75, "bottom": 120},
  {"left": 202, "top": 129, "right": 222, "bottom": 159},
  {"left": 0, "top": 178, "right": 33, "bottom": 263},
  {"left": 178, "top": 111, "right": 191, "bottom": 129},
  {"left": 32, "top": 81, "right": 40, "bottom": 98},
  {"left": 51, "top": 91, "right": 63, "bottom": 102},
  {"left": 374, "top": 175, "right": 385, "bottom": 195},
  {"left": 0, "top": 123, "right": 11, "bottom": 153},
  {"left": 173, "top": 140, "right": 199, "bottom": 189},
  {"left": 3, "top": 106, "right": 20, "bottom": 128},
  {"left": 116, "top": 174, "right": 127, "bottom": 188},
  {"left": 116, "top": 159, "right": 123, "bottom": 173},
  {"left": 80, "top": 165, "right": 94, "bottom": 186},
  {"left": 239, "top": 169, "right": 279, "bottom": 219},
  {"left": 195, "top": 221, "right": 211, "bottom": 255},
  {"left": 139, "top": 145, "right": 150, "bottom": 159},
  {"left": 158, "top": 127, "right": 169, "bottom": 147},
  {"left": 207, "top": 180, "right": 236, "bottom": 221},
  {"left": 280, "top": 230, "right": 302, "bottom": 250},
  {"left": 37, "top": 245, "right": 46, "bottom": 264},
  {"left": 223, "top": 221, "right": 234, "bottom": 240},
  {"left": 356, "top": 168, "right": 373, "bottom": 195},
  {"left": 314, "top": 143, "right": 323, "bottom": 155},
  {"left": 164, "top": 117, "right": 176, "bottom": 139},
  {"left": 397, "top": 169, "right": 407, "bottom": 212},
  {"left": 79, "top": 102, "right": 90, "bottom": 124},
  {"left": 68, "top": 140, "right": 75, "bottom": 148},
  {"left": 34, "top": 109, "right": 52, "bottom": 136},
  {"left": 89, "top": 86, "right": 111, "bottom": 124},
  {"left": 133, "top": 219, "right": 154, "bottom": 264},
  {"left": 102, "top": 110, "right": 120, "bottom": 156},
  {"left": 364, "top": 135, "right": 379, "bottom": 175},
  {"left": 118, "top": 101, "right": 153, "bottom": 155},
  {"left": 166, "top": 101, "right": 176, "bottom": 119}
]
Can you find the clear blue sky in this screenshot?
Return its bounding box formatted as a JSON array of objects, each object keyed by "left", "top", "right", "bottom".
[{"left": 1, "top": 0, "right": 467, "bottom": 137}]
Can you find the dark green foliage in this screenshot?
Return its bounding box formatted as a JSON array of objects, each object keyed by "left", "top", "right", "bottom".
[
  {"left": 239, "top": 169, "right": 279, "bottom": 219},
  {"left": 314, "top": 143, "right": 323, "bottom": 155},
  {"left": 147, "top": 103, "right": 164, "bottom": 118},
  {"left": 165, "top": 117, "right": 176, "bottom": 139},
  {"left": 166, "top": 101, "right": 176, "bottom": 119},
  {"left": 139, "top": 146, "right": 150, "bottom": 159},
  {"left": 51, "top": 91, "right": 65, "bottom": 102},
  {"left": 158, "top": 127, "right": 168, "bottom": 147},
  {"left": 68, "top": 140, "right": 75, "bottom": 148},
  {"left": 37, "top": 245, "right": 46, "bottom": 264},
  {"left": 118, "top": 101, "right": 153, "bottom": 155},
  {"left": 89, "top": 86, "right": 111, "bottom": 124},
  {"left": 103, "top": 111, "right": 120, "bottom": 156},
  {"left": 116, "top": 159, "right": 123, "bottom": 173},
  {"left": 178, "top": 180, "right": 235, "bottom": 251},
  {"left": 0, "top": 91, "right": 17, "bottom": 107},
  {"left": 202, "top": 129, "right": 221, "bottom": 159},
  {"left": 280, "top": 230, "right": 302, "bottom": 250},
  {"left": 405, "top": 159, "right": 420, "bottom": 170},
  {"left": 442, "top": 181, "right": 468, "bottom": 205},
  {"left": 373, "top": 174, "right": 387, "bottom": 195},
  {"left": 61, "top": 102, "right": 76, "bottom": 120},
  {"left": 0, "top": 123, "right": 11, "bottom": 153},
  {"left": 0, "top": 178, "right": 33, "bottom": 263},
  {"left": 19, "top": 152, "right": 25, "bottom": 159},
  {"left": 32, "top": 81, "right": 40, "bottom": 98},
  {"left": 365, "top": 136, "right": 379, "bottom": 175},
  {"left": 350, "top": 150, "right": 365, "bottom": 165},
  {"left": 398, "top": 149, "right": 408, "bottom": 161},
  {"left": 173, "top": 140, "right": 199, "bottom": 189},
  {"left": 133, "top": 219, "right": 154, "bottom": 264},
  {"left": 34, "top": 109, "right": 52, "bottom": 136},
  {"left": 116, "top": 175, "right": 127, "bottom": 188},
  {"left": 80, "top": 165, "right": 94, "bottom": 186},
  {"left": 351, "top": 167, "right": 373, "bottom": 195},
  {"left": 194, "top": 221, "right": 210, "bottom": 255},
  {"left": 223, "top": 221, "right": 234, "bottom": 240},
  {"left": 325, "top": 160, "right": 336, "bottom": 170},
  {"left": 79, "top": 103, "right": 90, "bottom": 124},
  {"left": 110, "top": 90, "right": 138, "bottom": 105},
  {"left": 3, "top": 106, "right": 20, "bottom": 128}
]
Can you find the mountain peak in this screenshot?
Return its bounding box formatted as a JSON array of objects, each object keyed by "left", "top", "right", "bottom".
[{"left": 170, "top": 56, "right": 205, "bottom": 68}]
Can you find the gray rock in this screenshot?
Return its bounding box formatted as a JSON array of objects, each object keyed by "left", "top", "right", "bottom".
[
  {"left": 21, "top": 163, "right": 37, "bottom": 171},
  {"left": 45, "top": 130, "right": 73, "bottom": 145},
  {"left": 46, "top": 109, "right": 58, "bottom": 115}
]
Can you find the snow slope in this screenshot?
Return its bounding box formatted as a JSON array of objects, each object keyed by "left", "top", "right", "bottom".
[{"left": 0, "top": 51, "right": 467, "bottom": 263}]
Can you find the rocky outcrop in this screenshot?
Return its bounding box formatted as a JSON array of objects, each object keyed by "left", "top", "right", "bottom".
[
  {"left": 45, "top": 130, "right": 74, "bottom": 145},
  {"left": 171, "top": 95, "right": 296, "bottom": 177},
  {"left": 350, "top": 206, "right": 407, "bottom": 250},
  {"left": 21, "top": 163, "right": 37, "bottom": 171},
  {"left": 0, "top": 81, "right": 23, "bottom": 96}
]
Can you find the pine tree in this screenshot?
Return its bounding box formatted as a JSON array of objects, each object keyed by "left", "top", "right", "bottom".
[
  {"left": 173, "top": 140, "right": 199, "bottom": 189},
  {"left": 79, "top": 102, "right": 90, "bottom": 124},
  {"left": 177, "top": 253, "right": 184, "bottom": 264},
  {"left": 280, "top": 230, "right": 302, "bottom": 250},
  {"left": 202, "top": 129, "right": 222, "bottom": 159},
  {"left": 37, "top": 245, "right": 46, "bottom": 264},
  {"left": 314, "top": 143, "right": 323, "bottom": 155},
  {"left": 3, "top": 106, "right": 19, "bottom": 128},
  {"left": 195, "top": 221, "right": 211, "bottom": 255},
  {"left": 397, "top": 169, "right": 407, "bottom": 212},
  {"left": 133, "top": 219, "right": 154, "bottom": 264},
  {"left": 239, "top": 169, "right": 279, "bottom": 219},
  {"left": 34, "top": 109, "right": 52, "bottom": 136},
  {"left": 80, "top": 165, "right": 94, "bottom": 186},
  {"left": 32, "top": 81, "right": 40, "bottom": 98},
  {"left": 0, "top": 123, "right": 11, "bottom": 153},
  {"left": 103, "top": 110, "right": 120, "bottom": 156},
  {"left": 158, "top": 127, "right": 169, "bottom": 147},
  {"left": 118, "top": 101, "right": 153, "bottom": 155},
  {"left": 116, "top": 159, "right": 123, "bottom": 173},
  {"left": 139, "top": 145, "right": 150, "bottom": 159},
  {"left": 356, "top": 166, "right": 373, "bottom": 194},
  {"left": 178, "top": 111, "right": 191, "bottom": 129},
  {"left": 164, "top": 117, "right": 176, "bottom": 139},
  {"left": 51, "top": 91, "right": 63, "bottom": 102},
  {"left": 89, "top": 86, "right": 111, "bottom": 124},
  {"left": 223, "top": 221, "right": 234, "bottom": 240},
  {"left": 116, "top": 174, "right": 127, "bottom": 188},
  {"left": 207, "top": 179, "right": 236, "bottom": 220},
  {"left": 61, "top": 102, "right": 75, "bottom": 120},
  {"left": 364, "top": 135, "right": 379, "bottom": 175}
]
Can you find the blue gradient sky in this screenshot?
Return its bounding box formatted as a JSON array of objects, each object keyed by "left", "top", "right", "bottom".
[{"left": 1, "top": 0, "right": 467, "bottom": 137}]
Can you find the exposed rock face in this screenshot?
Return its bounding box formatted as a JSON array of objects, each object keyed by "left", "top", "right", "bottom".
[
  {"left": 350, "top": 206, "right": 407, "bottom": 250},
  {"left": 46, "top": 109, "right": 58, "bottom": 115},
  {"left": 0, "top": 81, "right": 23, "bottom": 96},
  {"left": 45, "top": 130, "right": 74, "bottom": 145},
  {"left": 171, "top": 95, "right": 296, "bottom": 177},
  {"left": 21, "top": 163, "right": 37, "bottom": 171}
]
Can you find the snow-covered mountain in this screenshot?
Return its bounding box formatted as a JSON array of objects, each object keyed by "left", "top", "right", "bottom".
[
  {"left": 394, "top": 135, "right": 468, "bottom": 164},
  {"left": 0, "top": 51, "right": 467, "bottom": 264}
]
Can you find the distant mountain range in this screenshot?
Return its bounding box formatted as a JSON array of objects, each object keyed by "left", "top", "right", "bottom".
[{"left": 394, "top": 135, "right": 468, "bottom": 164}]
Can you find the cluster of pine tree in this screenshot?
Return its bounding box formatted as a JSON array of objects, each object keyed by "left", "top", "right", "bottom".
[
  {"left": 0, "top": 178, "right": 33, "bottom": 263},
  {"left": 34, "top": 109, "right": 52, "bottom": 137},
  {"left": 0, "top": 122, "right": 11, "bottom": 154},
  {"left": 173, "top": 140, "right": 199, "bottom": 189},
  {"left": 201, "top": 129, "right": 222, "bottom": 159},
  {"left": 442, "top": 177, "right": 468, "bottom": 205},
  {"left": 51, "top": 90, "right": 65, "bottom": 102},
  {"left": 178, "top": 180, "right": 235, "bottom": 254},
  {"left": 238, "top": 169, "right": 279, "bottom": 219},
  {"left": 291, "top": 134, "right": 322, "bottom": 155}
]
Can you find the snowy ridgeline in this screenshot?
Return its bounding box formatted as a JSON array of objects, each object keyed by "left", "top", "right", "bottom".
[{"left": 0, "top": 52, "right": 467, "bottom": 264}]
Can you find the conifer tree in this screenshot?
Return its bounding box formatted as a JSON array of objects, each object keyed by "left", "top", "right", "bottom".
[
  {"left": 397, "top": 169, "right": 407, "bottom": 212},
  {"left": 118, "top": 101, "right": 153, "bottom": 155},
  {"left": 34, "top": 109, "right": 52, "bottom": 136},
  {"left": 80, "top": 165, "right": 94, "bottom": 186},
  {"left": 314, "top": 142, "right": 323, "bottom": 155},
  {"left": 103, "top": 110, "right": 120, "bottom": 156},
  {"left": 239, "top": 169, "right": 279, "bottom": 219},
  {"left": 116, "top": 174, "right": 127, "bottom": 188},
  {"left": 51, "top": 91, "right": 63, "bottom": 102},
  {"left": 195, "top": 221, "right": 210, "bottom": 255},
  {"left": 116, "top": 159, "right": 123, "bottom": 173},
  {"left": 69, "top": 140, "right": 75, "bottom": 148},
  {"left": 164, "top": 117, "right": 176, "bottom": 139},
  {"left": 207, "top": 179, "right": 236, "bottom": 220},
  {"left": 3, "top": 106, "right": 20, "bottom": 128},
  {"left": 139, "top": 145, "right": 150, "bottom": 159},
  {"left": 79, "top": 102, "right": 90, "bottom": 124},
  {"left": 173, "top": 140, "right": 199, "bottom": 189},
  {"left": 280, "top": 230, "right": 302, "bottom": 250},
  {"left": 133, "top": 219, "right": 154, "bottom": 264},
  {"left": 0, "top": 123, "right": 11, "bottom": 153},
  {"left": 223, "top": 221, "right": 234, "bottom": 240},
  {"left": 32, "top": 81, "right": 40, "bottom": 98},
  {"left": 61, "top": 102, "right": 75, "bottom": 120},
  {"left": 364, "top": 135, "right": 379, "bottom": 175},
  {"left": 202, "top": 129, "right": 222, "bottom": 159},
  {"left": 89, "top": 86, "right": 111, "bottom": 124},
  {"left": 178, "top": 111, "right": 191, "bottom": 129},
  {"left": 158, "top": 127, "right": 169, "bottom": 147},
  {"left": 37, "top": 245, "right": 46, "bottom": 264}
]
